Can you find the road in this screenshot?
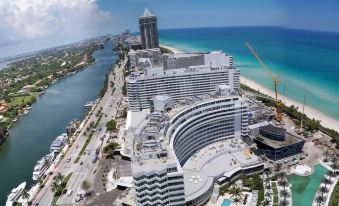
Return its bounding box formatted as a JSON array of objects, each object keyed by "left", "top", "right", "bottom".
[{"left": 33, "top": 57, "right": 126, "bottom": 206}]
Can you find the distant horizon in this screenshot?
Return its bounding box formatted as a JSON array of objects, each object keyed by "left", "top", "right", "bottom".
[
  {"left": 2, "top": 25, "right": 339, "bottom": 60},
  {"left": 1, "top": 0, "right": 338, "bottom": 59}
]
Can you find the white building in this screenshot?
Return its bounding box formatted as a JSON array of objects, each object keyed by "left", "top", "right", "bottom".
[
  {"left": 130, "top": 93, "right": 263, "bottom": 206},
  {"left": 126, "top": 51, "right": 240, "bottom": 111},
  {"left": 128, "top": 48, "right": 162, "bottom": 68}
]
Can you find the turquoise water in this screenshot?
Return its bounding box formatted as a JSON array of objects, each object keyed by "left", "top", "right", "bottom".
[
  {"left": 221, "top": 199, "right": 232, "bottom": 206},
  {"left": 0, "top": 43, "right": 116, "bottom": 205},
  {"left": 159, "top": 27, "right": 339, "bottom": 123},
  {"left": 288, "top": 164, "right": 328, "bottom": 206}
]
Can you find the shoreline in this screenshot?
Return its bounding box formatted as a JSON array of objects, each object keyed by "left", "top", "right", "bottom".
[
  {"left": 159, "top": 44, "right": 183, "bottom": 53},
  {"left": 161, "top": 43, "right": 339, "bottom": 131}
]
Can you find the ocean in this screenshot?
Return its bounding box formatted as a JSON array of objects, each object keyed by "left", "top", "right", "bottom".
[{"left": 159, "top": 27, "right": 339, "bottom": 124}]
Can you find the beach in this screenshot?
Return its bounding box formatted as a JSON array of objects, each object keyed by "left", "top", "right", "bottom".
[
  {"left": 161, "top": 43, "right": 339, "bottom": 131},
  {"left": 160, "top": 44, "right": 183, "bottom": 53}
]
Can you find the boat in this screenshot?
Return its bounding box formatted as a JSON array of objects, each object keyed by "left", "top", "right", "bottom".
[
  {"left": 23, "top": 110, "right": 29, "bottom": 115},
  {"left": 50, "top": 133, "right": 68, "bottom": 153},
  {"left": 12, "top": 118, "right": 17, "bottom": 122},
  {"left": 32, "top": 152, "right": 55, "bottom": 181},
  {"left": 5, "top": 182, "right": 26, "bottom": 206}
]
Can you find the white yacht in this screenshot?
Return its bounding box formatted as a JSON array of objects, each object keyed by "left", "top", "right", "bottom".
[
  {"left": 32, "top": 152, "right": 55, "bottom": 181},
  {"left": 6, "top": 182, "right": 26, "bottom": 206},
  {"left": 50, "top": 133, "right": 68, "bottom": 153}
]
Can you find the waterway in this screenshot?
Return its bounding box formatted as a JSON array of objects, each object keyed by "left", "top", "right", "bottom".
[{"left": 0, "top": 43, "right": 116, "bottom": 205}]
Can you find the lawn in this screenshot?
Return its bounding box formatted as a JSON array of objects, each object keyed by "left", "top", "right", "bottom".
[
  {"left": 11, "top": 95, "right": 36, "bottom": 106},
  {"left": 272, "top": 181, "right": 279, "bottom": 204},
  {"left": 329, "top": 181, "right": 339, "bottom": 206}
]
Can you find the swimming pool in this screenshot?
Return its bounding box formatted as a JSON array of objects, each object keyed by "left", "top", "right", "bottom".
[
  {"left": 221, "top": 198, "right": 232, "bottom": 206},
  {"left": 288, "top": 164, "right": 328, "bottom": 206}
]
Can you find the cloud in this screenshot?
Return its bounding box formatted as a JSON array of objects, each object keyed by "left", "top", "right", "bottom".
[{"left": 0, "top": 0, "right": 113, "bottom": 46}]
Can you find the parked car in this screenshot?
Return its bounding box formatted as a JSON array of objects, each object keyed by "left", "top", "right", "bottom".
[{"left": 67, "top": 190, "right": 73, "bottom": 197}]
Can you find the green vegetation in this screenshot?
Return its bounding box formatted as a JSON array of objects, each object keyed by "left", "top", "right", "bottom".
[
  {"left": 51, "top": 172, "right": 72, "bottom": 196},
  {"left": 106, "top": 119, "right": 117, "bottom": 132},
  {"left": 160, "top": 46, "right": 173, "bottom": 54},
  {"left": 122, "top": 81, "right": 127, "bottom": 96},
  {"left": 229, "top": 186, "right": 244, "bottom": 205},
  {"left": 0, "top": 123, "right": 8, "bottom": 140},
  {"left": 81, "top": 180, "right": 91, "bottom": 195},
  {"left": 329, "top": 181, "right": 339, "bottom": 206},
  {"left": 219, "top": 183, "right": 230, "bottom": 195},
  {"left": 103, "top": 141, "right": 120, "bottom": 158},
  {"left": 74, "top": 134, "right": 92, "bottom": 164},
  {"left": 10, "top": 95, "right": 36, "bottom": 106},
  {"left": 51, "top": 172, "right": 72, "bottom": 206},
  {"left": 272, "top": 182, "right": 279, "bottom": 205},
  {"left": 99, "top": 74, "right": 109, "bottom": 98},
  {"left": 0, "top": 39, "right": 105, "bottom": 141}
]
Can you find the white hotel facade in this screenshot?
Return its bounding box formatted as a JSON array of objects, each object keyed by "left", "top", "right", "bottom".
[
  {"left": 129, "top": 94, "right": 263, "bottom": 206},
  {"left": 126, "top": 51, "right": 240, "bottom": 111},
  {"left": 126, "top": 50, "right": 263, "bottom": 206}
]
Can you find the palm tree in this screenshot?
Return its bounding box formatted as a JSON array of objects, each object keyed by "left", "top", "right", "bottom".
[
  {"left": 103, "top": 141, "right": 120, "bottom": 158},
  {"left": 21, "top": 188, "right": 30, "bottom": 202},
  {"left": 55, "top": 172, "right": 64, "bottom": 184},
  {"left": 279, "top": 199, "right": 289, "bottom": 206},
  {"left": 327, "top": 170, "right": 336, "bottom": 180},
  {"left": 319, "top": 186, "right": 329, "bottom": 197},
  {"left": 275, "top": 163, "right": 283, "bottom": 172},
  {"left": 280, "top": 189, "right": 290, "bottom": 201},
  {"left": 50, "top": 181, "right": 59, "bottom": 194},
  {"left": 315, "top": 194, "right": 325, "bottom": 206},
  {"left": 330, "top": 155, "right": 338, "bottom": 173},
  {"left": 277, "top": 171, "right": 286, "bottom": 180},
  {"left": 230, "top": 187, "right": 244, "bottom": 205},
  {"left": 278, "top": 180, "right": 288, "bottom": 190},
  {"left": 323, "top": 147, "right": 331, "bottom": 162},
  {"left": 81, "top": 180, "right": 91, "bottom": 196},
  {"left": 323, "top": 177, "right": 332, "bottom": 188}
]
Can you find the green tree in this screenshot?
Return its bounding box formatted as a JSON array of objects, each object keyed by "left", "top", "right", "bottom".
[
  {"left": 323, "top": 147, "right": 331, "bottom": 162},
  {"left": 50, "top": 181, "right": 60, "bottom": 195},
  {"left": 103, "top": 142, "right": 120, "bottom": 158},
  {"left": 55, "top": 172, "right": 64, "bottom": 184},
  {"left": 81, "top": 180, "right": 91, "bottom": 195},
  {"left": 230, "top": 187, "right": 244, "bottom": 205},
  {"left": 315, "top": 195, "right": 326, "bottom": 206},
  {"left": 106, "top": 119, "right": 117, "bottom": 132},
  {"left": 21, "top": 188, "right": 30, "bottom": 202}
]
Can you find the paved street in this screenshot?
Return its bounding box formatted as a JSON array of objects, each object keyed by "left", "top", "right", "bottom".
[{"left": 33, "top": 56, "right": 126, "bottom": 206}]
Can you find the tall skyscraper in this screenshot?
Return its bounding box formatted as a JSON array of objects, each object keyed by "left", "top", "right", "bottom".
[{"left": 139, "top": 8, "right": 159, "bottom": 49}]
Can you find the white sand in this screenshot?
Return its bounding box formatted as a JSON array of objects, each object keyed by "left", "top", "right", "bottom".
[
  {"left": 160, "top": 43, "right": 339, "bottom": 131},
  {"left": 240, "top": 76, "right": 339, "bottom": 131},
  {"left": 291, "top": 164, "right": 312, "bottom": 175},
  {"left": 160, "top": 44, "right": 183, "bottom": 53}
]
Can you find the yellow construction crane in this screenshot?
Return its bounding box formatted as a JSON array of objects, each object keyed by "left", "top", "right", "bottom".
[{"left": 245, "top": 42, "right": 282, "bottom": 120}]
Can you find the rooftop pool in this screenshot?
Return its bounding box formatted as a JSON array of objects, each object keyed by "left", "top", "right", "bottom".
[
  {"left": 288, "top": 164, "right": 328, "bottom": 206},
  {"left": 221, "top": 198, "right": 232, "bottom": 206}
]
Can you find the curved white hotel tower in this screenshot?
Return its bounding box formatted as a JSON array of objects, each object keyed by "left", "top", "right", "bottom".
[{"left": 130, "top": 91, "right": 263, "bottom": 206}]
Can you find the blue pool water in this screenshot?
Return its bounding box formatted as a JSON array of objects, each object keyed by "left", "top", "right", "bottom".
[
  {"left": 221, "top": 199, "right": 232, "bottom": 206},
  {"left": 288, "top": 164, "right": 328, "bottom": 206}
]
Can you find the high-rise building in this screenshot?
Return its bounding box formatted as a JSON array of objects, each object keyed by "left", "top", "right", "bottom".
[
  {"left": 126, "top": 51, "right": 239, "bottom": 111},
  {"left": 139, "top": 8, "right": 159, "bottom": 49},
  {"left": 129, "top": 93, "right": 263, "bottom": 206}
]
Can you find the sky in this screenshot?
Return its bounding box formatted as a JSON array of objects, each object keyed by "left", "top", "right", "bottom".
[{"left": 0, "top": 0, "right": 338, "bottom": 58}]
